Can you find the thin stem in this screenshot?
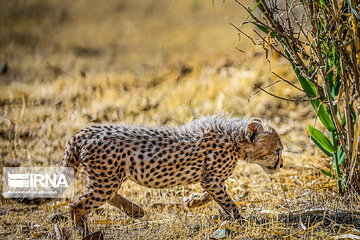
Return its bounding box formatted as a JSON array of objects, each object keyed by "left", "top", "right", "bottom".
[
  {"left": 333, "top": 151, "right": 343, "bottom": 194},
  {"left": 253, "top": 84, "right": 308, "bottom": 103}
]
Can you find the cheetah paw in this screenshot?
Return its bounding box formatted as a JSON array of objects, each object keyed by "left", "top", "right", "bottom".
[{"left": 184, "top": 192, "right": 212, "bottom": 209}]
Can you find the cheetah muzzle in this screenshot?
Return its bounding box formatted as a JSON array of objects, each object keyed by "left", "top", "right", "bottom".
[{"left": 18, "top": 115, "right": 283, "bottom": 232}]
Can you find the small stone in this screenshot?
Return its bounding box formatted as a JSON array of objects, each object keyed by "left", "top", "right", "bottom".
[{"left": 210, "top": 228, "right": 235, "bottom": 239}]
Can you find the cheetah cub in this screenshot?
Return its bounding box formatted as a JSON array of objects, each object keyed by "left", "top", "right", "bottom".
[{"left": 20, "top": 115, "right": 283, "bottom": 230}]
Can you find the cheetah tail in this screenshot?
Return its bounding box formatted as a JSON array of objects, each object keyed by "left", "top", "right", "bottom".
[{"left": 17, "top": 197, "right": 54, "bottom": 205}]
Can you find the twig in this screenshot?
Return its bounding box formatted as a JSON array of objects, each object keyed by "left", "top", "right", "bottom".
[
  {"left": 250, "top": 79, "right": 283, "bottom": 98},
  {"left": 272, "top": 72, "right": 317, "bottom": 98},
  {"left": 252, "top": 84, "right": 308, "bottom": 103},
  {"left": 228, "top": 21, "right": 258, "bottom": 47}
]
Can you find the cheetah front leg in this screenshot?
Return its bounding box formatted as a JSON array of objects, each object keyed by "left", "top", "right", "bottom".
[
  {"left": 108, "top": 193, "right": 145, "bottom": 218},
  {"left": 201, "top": 178, "right": 242, "bottom": 221},
  {"left": 70, "top": 185, "right": 117, "bottom": 235}
]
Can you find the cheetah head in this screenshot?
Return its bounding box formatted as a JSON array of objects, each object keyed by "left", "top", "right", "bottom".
[{"left": 243, "top": 118, "right": 283, "bottom": 174}]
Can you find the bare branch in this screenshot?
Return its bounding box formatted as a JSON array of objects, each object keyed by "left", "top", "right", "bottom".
[
  {"left": 251, "top": 84, "right": 309, "bottom": 103},
  {"left": 271, "top": 72, "right": 317, "bottom": 97}
]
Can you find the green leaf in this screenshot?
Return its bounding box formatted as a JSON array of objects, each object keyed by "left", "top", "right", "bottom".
[
  {"left": 333, "top": 72, "right": 341, "bottom": 96},
  {"left": 312, "top": 102, "right": 336, "bottom": 132},
  {"left": 333, "top": 154, "right": 340, "bottom": 177},
  {"left": 340, "top": 176, "right": 346, "bottom": 190},
  {"left": 292, "top": 64, "right": 317, "bottom": 97},
  {"left": 245, "top": 1, "right": 261, "bottom": 21},
  {"left": 313, "top": 165, "right": 336, "bottom": 179},
  {"left": 341, "top": 104, "right": 357, "bottom": 128},
  {"left": 326, "top": 60, "right": 335, "bottom": 100},
  {"left": 253, "top": 23, "right": 281, "bottom": 40},
  {"left": 328, "top": 72, "right": 335, "bottom": 99},
  {"left": 341, "top": 114, "right": 346, "bottom": 128},
  {"left": 327, "top": 44, "right": 341, "bottom": 99},
  {"left": 319, "top": 0, "right": 331, "bottom": 10},
  {"left": 290, "top": 64, "right": 335, "bottom": 132},
  {"left": 341, "top": 37, "right": 355, "bottom": 47},
  {"left": 308, "top": 125, "right": 337, "bottom": 153},
  {"left": 310, "top": 136, "right": 332, "bottom": 157},
  {"left": 350, "top": 104, "right": 357, "bottom": 122},
  {"left": 313, "top": 102, "right": 336, "bottom": 132},
  {"left": 337, "top": 146, "right": 346, "bottom": 166},
  {"left": 320, "top": 168, "right": 336, "bottom": 179}
]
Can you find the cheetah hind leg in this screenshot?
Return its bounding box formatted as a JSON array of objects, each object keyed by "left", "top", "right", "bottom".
[
  {"left": 184, "top": 192, "right": 212, "bottom": 209},
  {"left": 108, "top": 192, "right": 145, "bottom": 218}
]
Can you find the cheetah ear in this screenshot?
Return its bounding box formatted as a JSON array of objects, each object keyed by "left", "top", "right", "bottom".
[{"left": 245, "top": 118, "right": 264, "bottom": 143}]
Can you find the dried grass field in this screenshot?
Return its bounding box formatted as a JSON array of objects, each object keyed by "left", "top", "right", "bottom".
[{"left": 1, "top": 0, "right": 360, "bottom": 239}]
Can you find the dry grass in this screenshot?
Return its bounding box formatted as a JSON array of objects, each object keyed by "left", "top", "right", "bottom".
[{"left": 1, "top": 0, "right": 359, "bottom": 239}]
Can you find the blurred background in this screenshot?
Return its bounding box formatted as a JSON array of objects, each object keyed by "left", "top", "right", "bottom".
[{"left": 0, "top": 0, "right": 250, "bottom": 83}]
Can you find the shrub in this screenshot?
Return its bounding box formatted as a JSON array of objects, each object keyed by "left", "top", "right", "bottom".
[{"left": 233, "top": 0, "right": 360, "bottom": 195}]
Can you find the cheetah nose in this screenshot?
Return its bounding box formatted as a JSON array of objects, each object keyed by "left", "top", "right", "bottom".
[{"left": 280, "top": 163, "right": 283, "bottom": 168}]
